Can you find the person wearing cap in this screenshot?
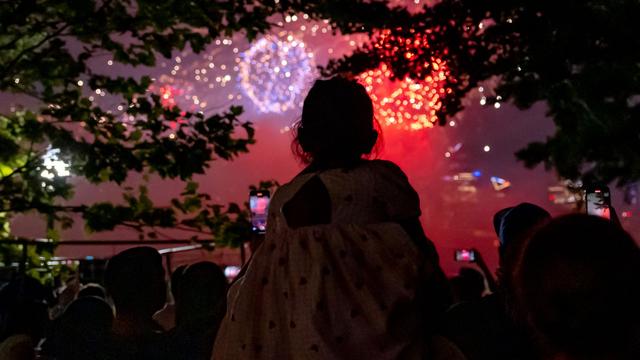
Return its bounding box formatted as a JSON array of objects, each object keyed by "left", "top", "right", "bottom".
[
  {"left": 493, "top": 203, "right": 552, "bottom": 291},
  {"left": 441, "top": 203, "right": 551, "bottom": 360}
]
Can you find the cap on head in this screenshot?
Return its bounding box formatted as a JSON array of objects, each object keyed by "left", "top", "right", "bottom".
[{"left": 494, "top": 202, "right": 551, "bottom": 255}]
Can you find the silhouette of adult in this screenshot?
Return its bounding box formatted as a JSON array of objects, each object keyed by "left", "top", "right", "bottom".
[
  {"left": 493, "top": 203, "right": 551, "bottom": 290},
  {"left": 0, "top": 276, "right": 49, "bottom": 360},
  {"left": 515, "top": 214, "right": 640, "bottom": 360},
  {"left": 49, "top": 296, "right": 114, "bottom": 360},
  {"left": 170, "top": 264, "right": 188, "bottom": 306},
  {"left": 154, "top": 264, "right": 188, "bottom": 331},
  {"left": 442, "top": 203, "right": 550, "bottom": 360},
  {"left": 450, "top": 267, "right": 486, "bottom": 305},
  {"left": 168, "top": 262, "right": 228, "bottom": 360},
  {"left": 103, "top": 246, "right": 166, "bottom": 360}
]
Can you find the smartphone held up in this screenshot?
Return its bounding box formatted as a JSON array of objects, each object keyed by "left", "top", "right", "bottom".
[
  {"left": 455, "top": 249, "right": 477, "bottom": 262},
  {"left": 250, "top": 190, "right": 270, "bottom": 234},
  {"left": 585, "top": 184, "right": 611, "bottom": 220}
]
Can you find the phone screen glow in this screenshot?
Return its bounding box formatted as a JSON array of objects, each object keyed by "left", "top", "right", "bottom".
[
  {"left": 455, "top": 249, "right": 475, "bottom": 262},
  {"left": 250, "top": 194, "right": 270, "bottom": 232},
  {"left": 586, "top": 191, "right": 611, "bottom": 219}
]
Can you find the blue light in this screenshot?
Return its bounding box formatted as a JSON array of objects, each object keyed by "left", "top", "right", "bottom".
[
  {"left": 85, "top": 255, "right": 94, "bottom": 260},
  {"left": 472, "top": 170, "right": 482, "bottom": 177}
]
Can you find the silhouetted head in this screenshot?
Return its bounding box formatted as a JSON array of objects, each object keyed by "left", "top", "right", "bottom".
[
  {"left": 0, "top": 275, "right": 49, "bottom": 342},
  {"left": 54, "top": 296, "right": 114, "bottom": 359},
  {"left": 493, "top": 203, "right": 550, "bottom": 286},
  {"left": 293, "top": 77, "right": 379, "bottom": 166},
  {"left": 174, "top": 262, "right": 227, "bottom": 326},
  {"left": 104, "top": 247, "right": 166, "bottom": 319},
  {"left": 450, "top": 267, "right": 485, "bottom": 304},
  {"left": 77, "top": 283, "right": 106, "bottom": 299},
  {"left": 515, "top": 215, "right": 640, "bottom": 360}
]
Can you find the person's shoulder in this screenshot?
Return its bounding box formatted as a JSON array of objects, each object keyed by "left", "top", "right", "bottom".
[
  {"left": 274, "top": 173, "right": 307, "bottom": 195},
  {"left": 366, "top": 160, "right": 415, "bottom": 190},
  {"left": 367, "top": 159, "right": 408, "bottom": 176},
  {"left": 368, "top": 159, "right": 401, "bottom": 169}
]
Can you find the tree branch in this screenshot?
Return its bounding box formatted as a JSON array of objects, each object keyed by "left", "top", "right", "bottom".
[
  {"left": 151, "top": 228, "right": 177, "bottom": 240},
  {"left": 0, "top": 34, "right": 25, "bottom": 51},
  {"left": 0, "top": 151, "right": 41, "bottom": 184},
  {"left": 172, "top": 225, "right": 215, "bottom": 236},
  {"left": 0, "top": 24, "right": 70, "bottom": 79}
]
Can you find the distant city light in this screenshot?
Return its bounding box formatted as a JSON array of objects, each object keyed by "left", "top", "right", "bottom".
[
  {"left": 483, "top": 145, "right": 491, "bottom": 152},
  {"left": 490, "top": 176, "right": 511, "bottom": 191}
]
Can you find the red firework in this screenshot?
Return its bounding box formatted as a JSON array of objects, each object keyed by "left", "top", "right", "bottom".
[
  {"left": 157, "top": 84, "right": 182, "bottom": 109},
  {"left": 149, "top": 83, "right": 188, "bottom": 130},
  {"left": 358, "top": 29, "right": 451, "bottom": 131}
]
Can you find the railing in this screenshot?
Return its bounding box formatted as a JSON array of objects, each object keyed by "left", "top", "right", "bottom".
[{"left": 0, "top": 239, "right": 218, "bottom": 275}]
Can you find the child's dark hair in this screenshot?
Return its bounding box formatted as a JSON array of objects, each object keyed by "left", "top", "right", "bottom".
[{"left": 292, "top": 77, "right": 381, "bottom": 165}]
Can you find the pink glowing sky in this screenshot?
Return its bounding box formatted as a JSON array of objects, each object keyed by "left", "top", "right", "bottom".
[{"left": 6, "top": 4, "right": 639, "bottom": 275}]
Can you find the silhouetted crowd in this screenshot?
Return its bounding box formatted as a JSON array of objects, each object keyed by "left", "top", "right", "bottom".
[
  {"left": 0, "top": 250, "right": 228, "bottom": 360},
  {"left": 1, "top": 206, "right": 638, "bottom": 360}
]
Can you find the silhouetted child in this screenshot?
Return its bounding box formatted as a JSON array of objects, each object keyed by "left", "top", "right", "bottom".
[{"left": 213, "top": 77, "right": 454, "bottom": 359}]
